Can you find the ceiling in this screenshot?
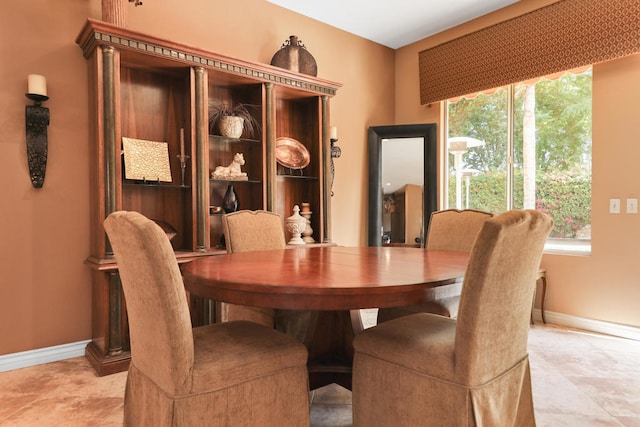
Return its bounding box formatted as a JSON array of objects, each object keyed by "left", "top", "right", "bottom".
[
  {"left": 266, "top": 0, "right": 520, "bottom": 196},
  {"left": 266, "top": 0, "right": 519, "bottom": 49}
]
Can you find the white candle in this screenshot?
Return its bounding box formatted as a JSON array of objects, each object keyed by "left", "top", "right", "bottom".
[
  {"left": 330, "top": 126, "right": 338, "bottom": 140},
  {"left": 28, "top": 74, "right": 47, "bottom": 96},
  {"left": 180, "top": 128, "right": 185, "bottom": 159}
]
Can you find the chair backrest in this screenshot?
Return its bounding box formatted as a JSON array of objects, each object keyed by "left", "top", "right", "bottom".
[
  {"left": 103, "top": 211, "right": 194, "bottom": 395},
  {"left": 222, "top": 210, "right": 286, "bottom": 253},
  {"left": 454, "top": 210, "right": 552, "bottom": 384},
  {"left": 426, "top": 209, "right": 494, "bottom": 252}
]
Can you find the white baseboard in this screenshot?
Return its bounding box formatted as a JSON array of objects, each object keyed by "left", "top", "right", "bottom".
[
  {"left": 0, "top": 340, "right": 90, "bottom": 373},
  {"left": 532, "top": 309, "right": 640, "bottom": 341}
]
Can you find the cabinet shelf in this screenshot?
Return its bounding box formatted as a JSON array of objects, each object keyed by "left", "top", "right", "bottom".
[
  {"left": 210, "top": 179, "right": 262, "bottom": 185},
  {"left": 123, "top": 182, "right": 192, "bottom": 189},
  {"left": 277, "top": 174, "right": 318, "bottom": 180},
  {"left": 209, "top": 135, "right": 261, "bottom": 145}
]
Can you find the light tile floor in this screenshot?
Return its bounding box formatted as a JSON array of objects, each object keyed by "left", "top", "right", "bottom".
[{"left": 1, "top": 311, "right": 639, "bottom": 426}]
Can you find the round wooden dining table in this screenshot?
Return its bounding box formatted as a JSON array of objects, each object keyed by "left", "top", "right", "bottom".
[{"left": 181, "top": 246, "right": 469, "bottom": 390}]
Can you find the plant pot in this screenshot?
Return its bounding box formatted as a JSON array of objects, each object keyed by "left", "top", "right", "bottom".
[{"left": 219, "top": 116, "right": 244, "bottom": 138}]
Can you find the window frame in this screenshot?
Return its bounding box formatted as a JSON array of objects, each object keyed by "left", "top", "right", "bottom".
[{"left": 442, "top": 76, "right": 592, "bottom": 256}]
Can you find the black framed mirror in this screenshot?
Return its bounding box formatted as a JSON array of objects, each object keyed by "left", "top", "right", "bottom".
[{"left": 367, "top": 124, "right": 437, "bottom": 247}]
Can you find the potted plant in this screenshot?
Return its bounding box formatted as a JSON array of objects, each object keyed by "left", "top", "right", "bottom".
[{"left": 208, "top": 103, "right": 261, "bottom": 139}]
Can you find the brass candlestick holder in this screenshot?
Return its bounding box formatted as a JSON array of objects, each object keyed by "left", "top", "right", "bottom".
[
  {"left": 177, "top": 128, "right": 189, "bottom": 186},
  {"left": 177, "top": 154, "right": 189, "bottom": 186}
]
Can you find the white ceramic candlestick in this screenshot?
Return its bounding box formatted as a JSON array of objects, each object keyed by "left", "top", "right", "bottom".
[{"left": 300, "top": 202, "right": 314, "bottom": 243}]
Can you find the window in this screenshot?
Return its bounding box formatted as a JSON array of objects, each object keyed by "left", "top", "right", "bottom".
[{"left": 445, "top": 68, "right": 592, "bottom": 253}]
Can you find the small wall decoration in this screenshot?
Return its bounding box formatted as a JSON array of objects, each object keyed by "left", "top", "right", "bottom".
[
  {"left": 122, "top": 137, "right": 172, "bottom": 182},
  {"left": 25, "top": 74, "right": 50, "bottom": 189}
]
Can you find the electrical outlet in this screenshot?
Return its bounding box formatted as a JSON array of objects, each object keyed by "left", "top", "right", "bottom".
[
  {"left": 627, "top": 198, "right": 638, "bottom": 214},
  {"left": 610, "top": 199, "right": 621, "bottom": 214}
]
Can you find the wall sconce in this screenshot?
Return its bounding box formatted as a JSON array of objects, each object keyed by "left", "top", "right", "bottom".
[
  {"left": 329, "top": 126, "right": 341, "bottom": 196},
  {"left": 25, "top": 74, "right": 50, "bottom": 188}
]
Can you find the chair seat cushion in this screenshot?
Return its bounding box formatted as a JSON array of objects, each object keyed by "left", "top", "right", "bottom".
[
  {"left": 377, "top": 281, "right": 463, "bottom": 322},
  {"left": 354, "top": 313, "right": 457, "bottom": 382},
  {"left": 190, "top": 320, "right": 308, "bottom": 393}
]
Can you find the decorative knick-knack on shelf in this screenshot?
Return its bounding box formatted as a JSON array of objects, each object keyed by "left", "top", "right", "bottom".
[
  {"left": 208, "top": 103, "right": 261, "bottom": 139},
  {"left": 300, "top": 202, "right": 314, "bottom": 243},
  {"left": 286, "top": 205, "right": 307, "bottom": 245},
  {"left": 211, "top": 153, "right": 248, "bottom": 181},
  {"left": 270, "top": 35, "right": 318, "bottom": 77},
  {"left": 218, "top": 116, "right": 244, "bottom": 138},
  {"left": 222, "top": 184, "right": 239, "bottom": 213}
]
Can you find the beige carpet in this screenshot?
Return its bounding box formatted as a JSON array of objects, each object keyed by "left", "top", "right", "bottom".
[{"left": 1, "top": 322, "right": 639, "bottom": 426}]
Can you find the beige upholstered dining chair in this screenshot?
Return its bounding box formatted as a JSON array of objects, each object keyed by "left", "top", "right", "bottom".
[
  {"left": 222, "top": 209, "right": 287, "bottom": 253},
  {"left": 353, "top": 210, "right": 552, "bottom": 427},
  {"left": 377, "top": 208, "right": 493, "bottom": 323},
  {"left": 104, "top": 211, "right": 309, "bottom": 426},
  {"left": 219, "top": 210, "right": 284, "bottom": 327},
  {"left": 222, "top": 210, "right": 312, "bottom": 342}
]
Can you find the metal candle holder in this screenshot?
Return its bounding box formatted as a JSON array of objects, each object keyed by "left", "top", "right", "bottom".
[
  {"left": 25, "top": 93, "right": 50, "bottom": 188},
  {"left": 177, "top": 154, "right": 189, "bottom": 186},
  {"left": 177, "top": 128, "right": 189, "bottom": 186},
  {"left": 330, "top": 137, "right": 341, "bottom": 196}
]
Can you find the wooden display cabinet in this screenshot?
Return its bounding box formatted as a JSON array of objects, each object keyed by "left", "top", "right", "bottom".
[{"left": 76, "top": 19, "right": 340, "bottom": 375}]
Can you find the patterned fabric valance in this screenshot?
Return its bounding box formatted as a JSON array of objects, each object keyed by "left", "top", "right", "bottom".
[{"left": 419, "top": 0, "right": 640, "bottom": 105}]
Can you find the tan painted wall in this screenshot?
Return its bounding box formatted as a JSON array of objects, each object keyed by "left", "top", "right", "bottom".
[
  {"left": 0, "top": 0, "right": 394, "bottom": 354},
  {"left": 0, "top": 1, "right": 99, "bottom": 354},
  {"left": 2, "top": 0, "right": 638, "bottom": 356},
  {"left": 395, "top": 0, "right": 640, "bottom": 327}
]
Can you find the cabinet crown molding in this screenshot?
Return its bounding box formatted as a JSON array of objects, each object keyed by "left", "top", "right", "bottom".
[{"left": 76, "top": 19, "right": 341, "bottom": 97}]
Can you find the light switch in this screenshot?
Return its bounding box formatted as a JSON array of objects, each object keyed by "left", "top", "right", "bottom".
[
  {"left": 627, "top": 198, "right": 638, "bottom": 214},
  {"left": 610, "top": 199, "right": 621, "bottom": 214}
]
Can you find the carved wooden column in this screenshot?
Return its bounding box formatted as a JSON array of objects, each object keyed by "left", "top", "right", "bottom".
[
  {"left": 321, "top": 95, "right": 331, "bottom": 243},
  {"left": 265, "top": 83, "right": 276, "bottom": 211},
  {"left": 102, "top": 0, "right": 128, "bottom": 26},
  {"left": 103, "top": 46, "right": 118, "bottom": 256},
  {"left": 107, "top": 272, "right": 123, "bottom": 356},
  {"left": 193, "top": 66, "right": 209, "bottom": 251},
  {"left": 103, "top": 44, "right": 127, "bottom": 366}
]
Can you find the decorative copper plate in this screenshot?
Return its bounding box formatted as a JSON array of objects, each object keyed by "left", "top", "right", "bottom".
[{"left": 276, "top": 137, "right": 310, "bottom": 169}]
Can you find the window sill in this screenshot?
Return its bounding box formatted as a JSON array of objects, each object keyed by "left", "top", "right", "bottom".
[{"left": 544, "top": 239, "right": 591, "bottom": 256}]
